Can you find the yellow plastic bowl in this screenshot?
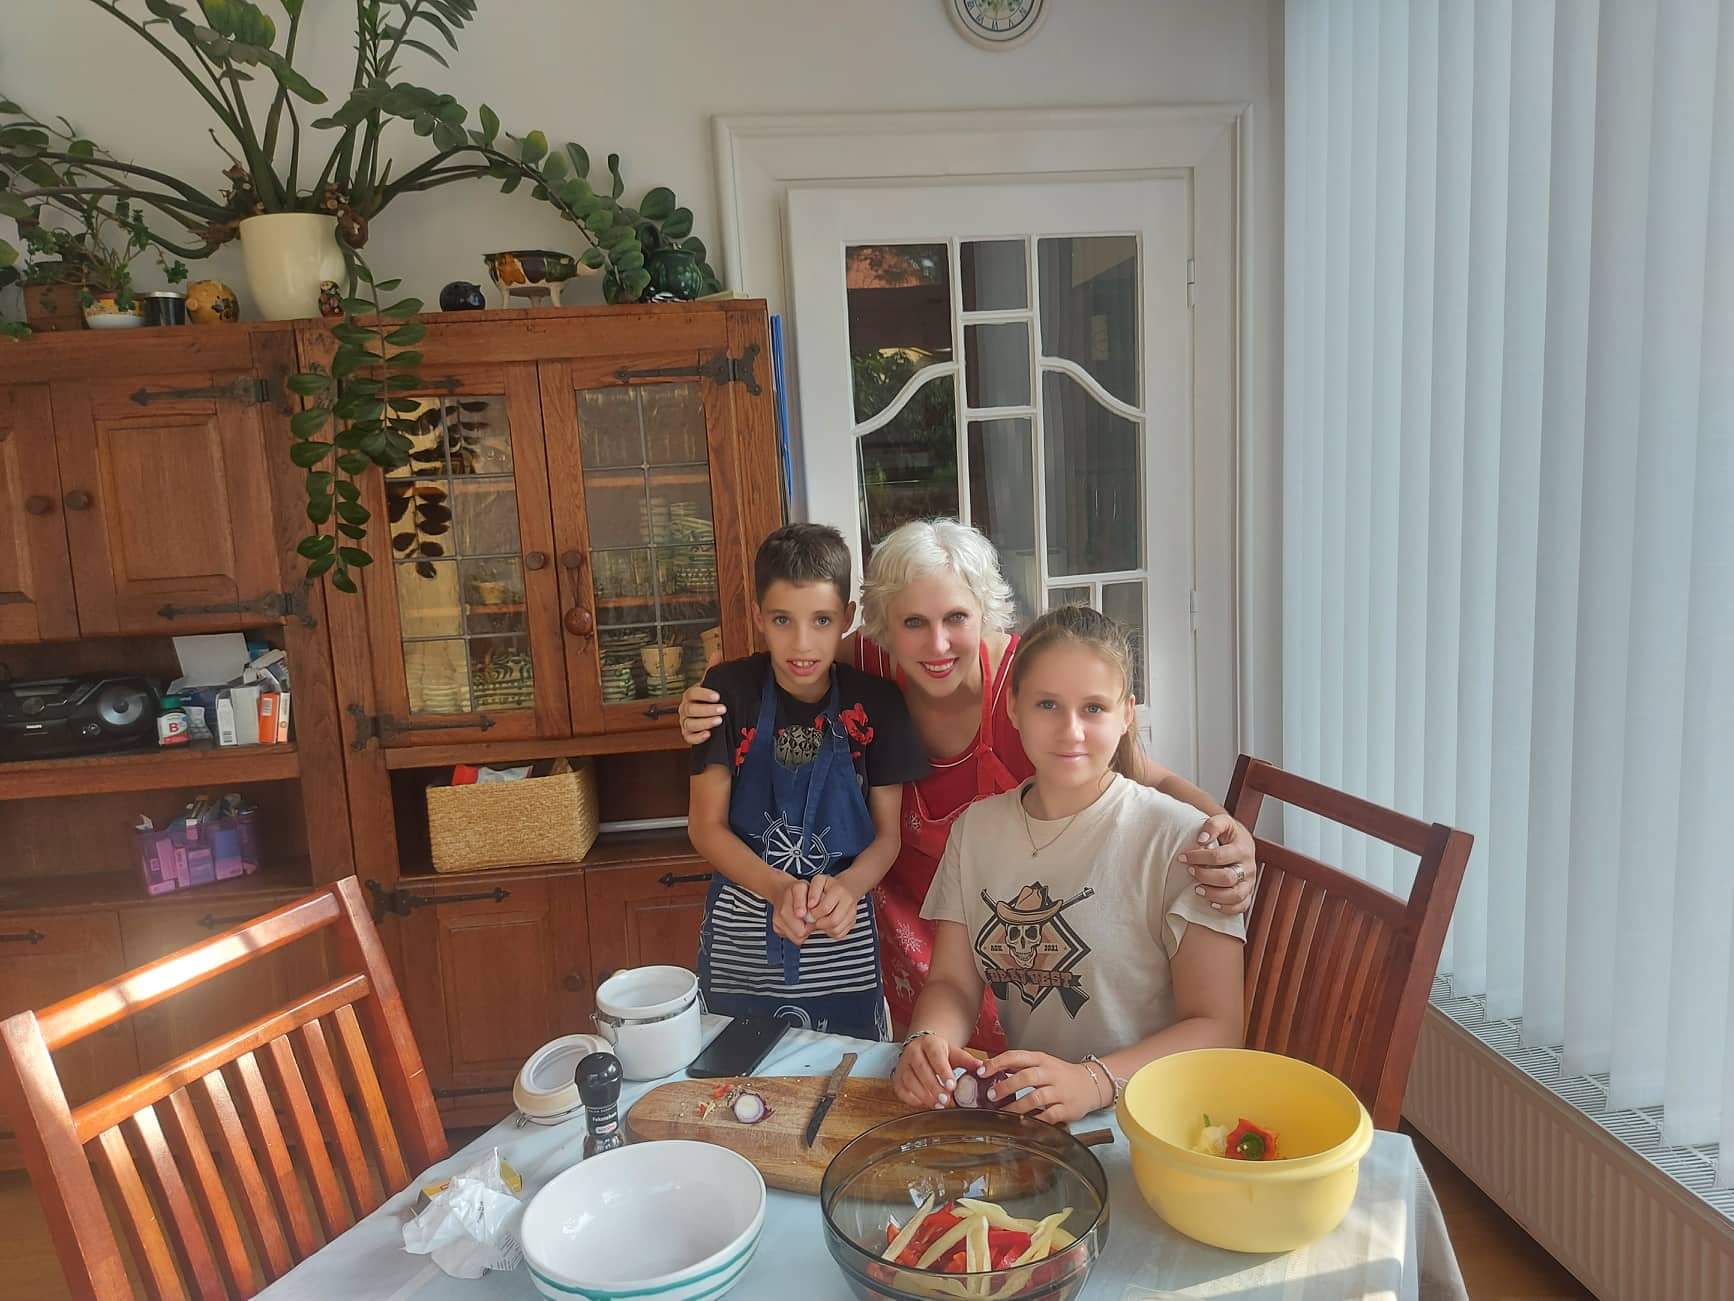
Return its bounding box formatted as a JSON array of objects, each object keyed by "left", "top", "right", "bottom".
[{"left": 1116, "top": 1048, "right": 1373, "bottom": 1253}]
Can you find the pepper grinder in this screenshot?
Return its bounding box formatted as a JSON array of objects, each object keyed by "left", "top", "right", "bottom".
[{"left": 578, "top": 1051, "right": 625, "bottom": 1158}]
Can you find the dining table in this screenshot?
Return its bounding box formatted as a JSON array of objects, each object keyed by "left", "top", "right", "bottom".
[{"left": 257, "top": 1016, "right": 1469, "bottom": 1300}]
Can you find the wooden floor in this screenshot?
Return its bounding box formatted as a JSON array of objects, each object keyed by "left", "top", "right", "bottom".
[
  {"left": 1, "top": 1131, "right": 1592, "bottom": 1300},
  {"left": 1406, "top": 1125, "right": 1592, "bottom": 1300}
]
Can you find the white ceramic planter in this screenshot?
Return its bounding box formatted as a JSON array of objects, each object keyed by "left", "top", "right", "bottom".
[{"left": 238, "top": 213, "right": 345, "bottom": 320}]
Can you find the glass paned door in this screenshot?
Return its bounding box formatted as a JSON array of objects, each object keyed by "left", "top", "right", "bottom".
[
  {"left": 370, "top": 364, "right": 566, "bottom": 742},
  {"left": 546, "top": 357, "right": 746, "bottom": 733},
  {"left": 789, "top": 180, "right": 1195, "bottom": 765}
]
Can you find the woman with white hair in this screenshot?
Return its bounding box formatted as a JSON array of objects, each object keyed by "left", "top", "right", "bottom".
[{"left": 681, "top": 518, "right": 1257, "bottom": 1048}]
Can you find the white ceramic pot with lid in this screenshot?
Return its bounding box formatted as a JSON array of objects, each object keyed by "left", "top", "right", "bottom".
[{"left": 594, "top": 965, "right": 703, "bottom": 1081}]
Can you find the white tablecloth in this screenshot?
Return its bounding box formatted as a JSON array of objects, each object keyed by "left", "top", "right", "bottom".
[{"left": 259, "top": 1018, "right": 1467, "bottom": 1300}]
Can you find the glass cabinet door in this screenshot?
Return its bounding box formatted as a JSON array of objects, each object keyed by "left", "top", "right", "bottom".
[
  {"left": 544, "top": 357, "right": 748, "bottom": 733},
  {"left": 369, "top": 365, "right": 566, "bottom": 742}
]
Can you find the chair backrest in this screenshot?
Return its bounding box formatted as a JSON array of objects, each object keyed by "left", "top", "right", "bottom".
[
  {"left": 0, "top": 875, "right": 448, "bottom": 1301},
  {"left": 1226, "top": 755, "right": 1473, "bottom": 1130}
]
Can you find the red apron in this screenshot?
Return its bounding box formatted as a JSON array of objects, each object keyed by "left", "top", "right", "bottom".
[{"left": 859, "top": 635, "right": 1031, "bottom": 1052}]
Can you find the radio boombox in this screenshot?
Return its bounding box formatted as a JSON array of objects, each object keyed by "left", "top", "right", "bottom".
[{"left": 0, "top": 676, "right": 160, "bottom": 761}]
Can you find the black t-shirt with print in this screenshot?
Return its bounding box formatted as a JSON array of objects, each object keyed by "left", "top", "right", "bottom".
[{"left": 688, "top": 653, "right": 930, "bottom": 791}]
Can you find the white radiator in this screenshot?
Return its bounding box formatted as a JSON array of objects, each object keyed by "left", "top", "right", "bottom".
[{"left": 1404, "top": 1005, "right": 1734, "bottom": 1301}]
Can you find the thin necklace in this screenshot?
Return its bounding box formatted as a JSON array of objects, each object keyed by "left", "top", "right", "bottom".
[{"left": 1020, "top": 786, "right": 1082, "bottom": 857}]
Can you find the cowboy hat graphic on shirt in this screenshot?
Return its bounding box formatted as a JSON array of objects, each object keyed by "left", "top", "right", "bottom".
[{"left": 975, "top": 882, "right": 1095, "bottom": 1017}]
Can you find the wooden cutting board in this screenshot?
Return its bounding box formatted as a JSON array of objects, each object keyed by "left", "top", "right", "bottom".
[
  {"left": 625, "top": 1075, "right": 1114, "bottom": 1201},
  {"left": 625, "top": 1074, "right": 910, "bottom": 1196}
]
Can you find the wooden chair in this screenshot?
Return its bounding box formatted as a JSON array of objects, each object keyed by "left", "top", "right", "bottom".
[
  {"left": 0, "top": 876, "right": 448, "bottom": 1301},
  {"left": 1226, "top": 755, "right": 1473, "bottom": 1130}
]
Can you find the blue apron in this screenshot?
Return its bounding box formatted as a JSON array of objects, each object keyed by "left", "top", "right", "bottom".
[{"left": 697, "top": 666, "right": 887, "bottom": 1040}]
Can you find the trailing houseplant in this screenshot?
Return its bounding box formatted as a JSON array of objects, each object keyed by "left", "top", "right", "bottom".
[{"left": 0, "top": 0, "right": 722, "bottom": 590}]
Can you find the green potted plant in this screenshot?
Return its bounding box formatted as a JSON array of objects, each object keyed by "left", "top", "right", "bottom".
[{"left": 0, "top": 202, "right": 187, "bottom": 334}]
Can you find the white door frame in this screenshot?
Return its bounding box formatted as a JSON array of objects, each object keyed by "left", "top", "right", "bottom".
[{"left": 712, "top": 105, "right": 1252, "bottom": 788}]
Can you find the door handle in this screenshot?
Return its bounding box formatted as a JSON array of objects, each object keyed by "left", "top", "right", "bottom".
[
  {"left": 564, "top": 606, "right": 595, "bottom": 638},
  {"left": 560, "top": 549, "right": 588, "bottom": 577},
  {"left": 24, "top": 495, "right": 53, "bottom": 516},
  {"left": 64, "top": 490, "right": 92, "bottom": 511},
  {"left": 524, "top": 551, "right": 548, "bottom": 571}
]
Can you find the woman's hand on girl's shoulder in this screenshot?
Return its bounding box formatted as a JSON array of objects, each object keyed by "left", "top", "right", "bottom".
[
  {"left": 893, "top": 1033, "right": 976, "bottom": 1110},
  {"left": 678, "top": 652, "right": 727, "bottom": 744},
  {"left": 979, "top": 1050, "right": 1104, "bottom": 1126},
  {"left": 1178, "top": 814, "right": 1258, "bottom": 915}
]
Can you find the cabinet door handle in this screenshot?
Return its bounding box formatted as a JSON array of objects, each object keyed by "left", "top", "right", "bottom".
[
  {"left": 564, "top": 606, "right": 595, "bottom": 638},
  {"left": 196, "top": 913, "right": 259, "bottom": 931},
  {"left": 524, "top": 551, "right": 548, "bottom": 571},
  {"left": 0, "top": 929, "right": 47, "bottom": 945},
  {"left": 658, "top": 871, "right": 712, "bottom": 888},
  {"left": 64, "top": 490, "right": 92, "bottom": 511},
  {"left": 24, "top": 495, "right": 53, "bottom": 516},
  {"left": 560, "top": 549, "right": 587, "bottom": 574}
]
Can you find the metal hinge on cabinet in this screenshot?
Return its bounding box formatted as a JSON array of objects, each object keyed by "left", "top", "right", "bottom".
[
  {"left": 130, "top": 376, "right": 274, "bottom": 406},
  {"left": 364, "top": 879, "right": 511, "bottom": 921},
  {"left": 158, "top": 586, "right": 315, "bottom": 628},
  {"left": 614, "top": 344, "right": 762, "bottom": 396},
  {"left": 348, "top": 703, "right": 495, "bottom": 750}
]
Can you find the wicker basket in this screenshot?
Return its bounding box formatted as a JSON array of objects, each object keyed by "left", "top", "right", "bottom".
[{"left": 426, "top": 761, "right": 599, "bottom": 874}]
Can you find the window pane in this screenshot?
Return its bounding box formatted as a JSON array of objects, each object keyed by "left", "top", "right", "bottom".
[
  {"left": 965, "top": 322, "right": 1031, "bottom": 409},
  {"left": 440, "top": 397, "right": 513, "bottom": 476},
  {"left": 460, "top": 557, "right": 526, "bottom": 635},
  {"left": 1048, "top": 586, "right": 1090, "bottom": 609},
  {"left": 640, "top": 382, "right": 708, "bottom": 465},
  {"left": 1101, "top": 580, "right": 1147, "bottom": 704},
  {"left": 858, "top": 374, "right": 959, "bottom": 553},
  {"left": 1043, "top": 371, "right": 1140, "bottom": 576},
  {"left": 847, "top": 243, "right": 953, "bottom": 424},
  {"left": 961, "top": 240, "right": 1026, "bottom": 311},
  {"left": 452, "top": 480, "right": 520, "bottom": 556},
  {"left": 404, "top": 639, "right": 470, "bottom": 715},
  {"left": 396, "top": 556, "right": 461, "bottom": 639},
  {"left": 1037, "top": 235, "right": 1139, "bottom": 406},
  {"left": 469, "top": 636, "right": 535, "bottom": 710},
  {"left": 967, "top": 418, "right": 1037, "bottom": 626}
]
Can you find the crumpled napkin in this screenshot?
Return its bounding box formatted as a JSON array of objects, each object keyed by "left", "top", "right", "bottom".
[{"left": 401, "top": 1147, "right": 524, "bottom": 1279}]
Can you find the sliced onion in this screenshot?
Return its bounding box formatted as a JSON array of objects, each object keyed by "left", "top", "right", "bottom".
[
  {"left": 731, "top": 1089, "right": 771, "bottom": 1124},
  {"left": 951, "top": 1068, "right": 1013, "bottom": 1110}
]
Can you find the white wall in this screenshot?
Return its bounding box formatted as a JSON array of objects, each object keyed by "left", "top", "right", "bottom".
[{"left": 3, "top": 0, "right": 1284, "bottom": 786}]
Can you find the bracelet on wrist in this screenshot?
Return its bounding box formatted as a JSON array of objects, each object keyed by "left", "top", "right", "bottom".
[{"left": 900, "top": 1029, "right": 934, "bottom": 1052}]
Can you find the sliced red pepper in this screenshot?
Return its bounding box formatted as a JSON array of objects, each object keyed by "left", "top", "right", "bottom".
[
  {"left": 940, "top": 1247, "right": 967, "bottom": 1274},
  {"left": 1225, "top": 1117, "right": 1280, "bottom": 1160}
]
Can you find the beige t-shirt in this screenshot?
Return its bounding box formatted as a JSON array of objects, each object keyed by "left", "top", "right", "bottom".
[{"left": 920, "top": 775, "right": 1245, "bottom": 1062}]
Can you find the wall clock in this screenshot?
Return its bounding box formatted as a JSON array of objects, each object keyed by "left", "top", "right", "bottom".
[{"left": 948, "top": 0, "right": 1048, "bottom": 50}]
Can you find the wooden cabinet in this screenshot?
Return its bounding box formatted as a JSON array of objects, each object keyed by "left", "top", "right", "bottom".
[
  {"left": 583, "top": 860, "right": 712, "bottom": 986},
  {"left": 0, "top": 912, "right": 137, "bottom": 1119},
  {"left": 50, "top": 370, "right": 280, "bottom": 636},
  {"left": 0, "top": 385, "right": 78, "bottom": 643},
  {"left": 396, "top": 872, "right": 593, "bottom": 1114},
  {"left": 117, "top": 893, "right": 332, "bottom": 1067}
]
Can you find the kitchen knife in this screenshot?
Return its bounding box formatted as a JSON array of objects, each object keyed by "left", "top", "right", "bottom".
[{"left": 802, "top": 1051, "right": 858, "bottom": 1148}]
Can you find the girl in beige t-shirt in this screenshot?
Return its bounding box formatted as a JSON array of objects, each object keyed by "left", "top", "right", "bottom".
[{"left": 893, "top": 605, "right": 1246, "bottom": 1123}]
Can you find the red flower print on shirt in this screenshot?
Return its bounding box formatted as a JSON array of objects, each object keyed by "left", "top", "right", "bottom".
[
  {"left": 733, "top": 726, "right": 757, "bottom": 770},
  {"left": 840, "top": 703, "right": 874, "bottom": 747}
]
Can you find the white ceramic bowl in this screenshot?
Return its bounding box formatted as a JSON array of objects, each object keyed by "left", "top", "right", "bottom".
[
  {"left": 594, "top": 965, "right": 703, "bottom": 1081},
  {"left": 521, "top": 1140, "right": 765, "bottom": 1301}
]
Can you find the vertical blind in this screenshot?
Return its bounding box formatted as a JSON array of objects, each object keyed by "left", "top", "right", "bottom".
[{"left": 1282, "top": 0, "right": 1733, "bottom": 1169}]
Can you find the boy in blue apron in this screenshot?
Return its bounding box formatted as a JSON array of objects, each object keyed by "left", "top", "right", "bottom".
[{"left": 688, "top": 524, "right": 929, "bottom": 1040}]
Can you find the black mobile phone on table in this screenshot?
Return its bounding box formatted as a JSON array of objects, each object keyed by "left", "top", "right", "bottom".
[{"left": 687, "top": 1015, "right": 790, "bottom": 1078}]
